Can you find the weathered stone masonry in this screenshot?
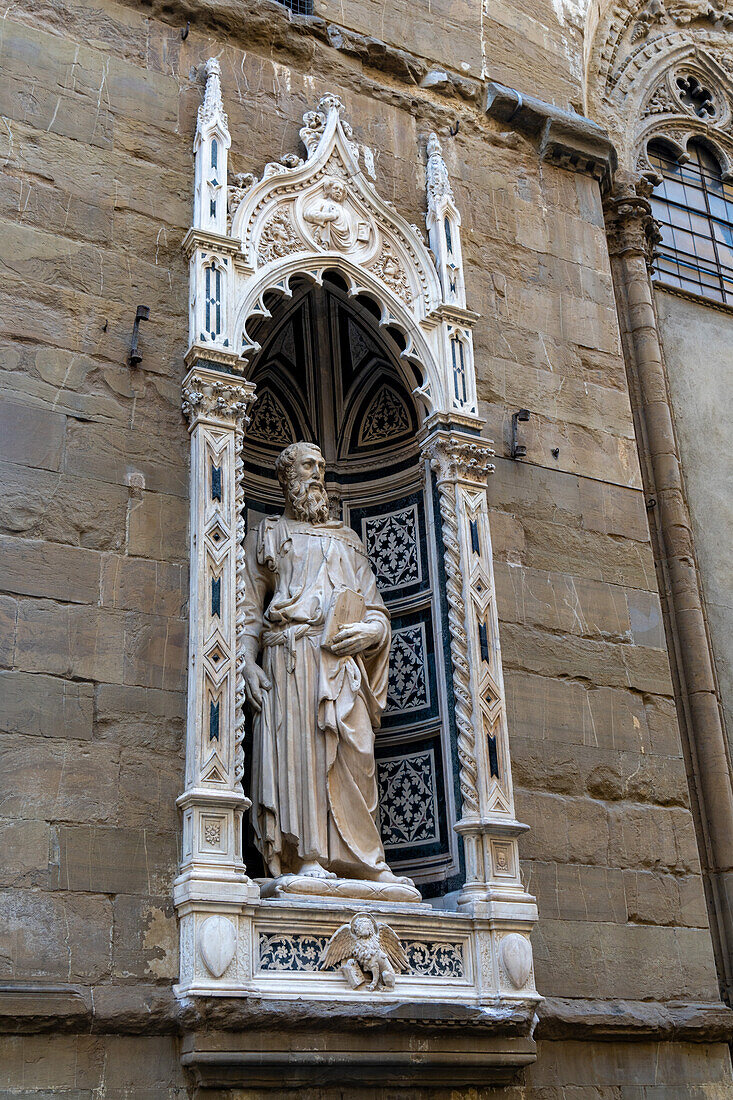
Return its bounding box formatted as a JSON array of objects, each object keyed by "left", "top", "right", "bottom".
[{"left": 0, "top": 0, "right": 731, "bottom": 1093}]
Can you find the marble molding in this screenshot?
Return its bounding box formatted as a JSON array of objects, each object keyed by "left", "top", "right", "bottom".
[{"left": 175, "top": 896, "right": 538, "bottom": 1006}]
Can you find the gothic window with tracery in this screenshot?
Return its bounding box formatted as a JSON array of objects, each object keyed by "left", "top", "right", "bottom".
[{"left": 649, "top": 138, "right": 733, "bottom": 304}]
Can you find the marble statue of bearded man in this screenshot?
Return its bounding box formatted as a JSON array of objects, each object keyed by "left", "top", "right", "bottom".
[{"left": 242, "top": 442, "right": 407, "bottom": 887}]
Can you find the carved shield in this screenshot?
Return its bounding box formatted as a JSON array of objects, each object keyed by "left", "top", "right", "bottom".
[
  {"left": 199, "top": 915, "right": 237, "bottom": 979},
  {"left": 500, "top": 933, "right": 532, "bottom": 990}
]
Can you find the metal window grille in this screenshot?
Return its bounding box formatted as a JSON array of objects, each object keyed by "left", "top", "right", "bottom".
[
  {"left": 277, "top": 0, "right": 314, "bottom": 13},
  {"left": 649, "top": 140, "right": 733, "bottom": 306}
]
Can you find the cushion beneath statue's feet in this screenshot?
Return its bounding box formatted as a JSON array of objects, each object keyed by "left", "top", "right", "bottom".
[{"left": 259, "top": 873, "right": 423, "bottom": 904}]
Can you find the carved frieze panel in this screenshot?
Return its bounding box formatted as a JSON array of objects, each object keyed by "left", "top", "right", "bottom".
[
  {"left": 259, "top": 933, "right": 332, "bottom": 972},
  {"left": 258, "top": 932, "right": 465, "bottom": 978}
]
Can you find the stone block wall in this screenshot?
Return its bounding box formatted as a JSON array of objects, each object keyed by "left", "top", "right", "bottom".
[
  {"left": 653, "top": 289, "right": 733, "bottom": 757},
  {"left": 0, "top": 0, "right": 730, "bottom": 1094},
  {"left": 0, "top": 0, "right": 189, "bottom": 1003}
]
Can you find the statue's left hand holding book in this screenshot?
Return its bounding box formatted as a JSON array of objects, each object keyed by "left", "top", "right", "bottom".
[{"left": 324, "top": 588, "right": 383, "bottom": 657}]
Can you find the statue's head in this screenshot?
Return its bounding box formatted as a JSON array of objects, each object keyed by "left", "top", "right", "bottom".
[
  {"left": 322, "top": 176, "right": 346, "bottom": 202},
  {"left": 275, "top": 442, "right": 330, "bottom": 524}
]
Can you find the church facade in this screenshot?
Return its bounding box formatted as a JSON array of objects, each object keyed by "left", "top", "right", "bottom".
[{"left": 0, "top": 0, "right": 732, "bottom": 1093}]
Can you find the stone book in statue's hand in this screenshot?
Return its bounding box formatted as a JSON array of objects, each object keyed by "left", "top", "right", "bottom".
[{"left": 322, "top": 588, "right": 366, "bottom": 649}]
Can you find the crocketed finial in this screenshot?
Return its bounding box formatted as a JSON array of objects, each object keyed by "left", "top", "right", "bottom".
[{"left": 198, "top": 57, "right": 228, "bottom": 129}]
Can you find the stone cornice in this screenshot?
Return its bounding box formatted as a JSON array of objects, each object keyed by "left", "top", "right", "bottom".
[
  {"left": 182, "top": 227, "right": 243, "bottom": 260},
  {"left": 113, "top": 1, "right": 619, "bottom": 190},
  {"left": 0, "top": 984, "right": 731, "bottom": 1044},
  {"left": 115, "top": 0, "right": 481, "bottom": 102},
  {"left": 654, "top": 279, "right": 733, "bottom": 319},
  {"left": 535, "top": 998, "right": 733, "bottom": 1043},
  {"left": 485, "top": 82, "right": 617, "bottom": 189}
]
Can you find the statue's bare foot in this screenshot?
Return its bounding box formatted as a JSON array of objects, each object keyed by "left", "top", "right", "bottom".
[
  {"left": 375, "top": 867, "right": 415, "bottom": 886},
  {"left": 297, "top": 861, "right": 337, "bottom": 879}
]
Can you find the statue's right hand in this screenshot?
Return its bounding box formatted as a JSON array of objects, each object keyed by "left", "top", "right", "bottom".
[{"left": 244, "top": 663, "right": 271, "bottom": 712}]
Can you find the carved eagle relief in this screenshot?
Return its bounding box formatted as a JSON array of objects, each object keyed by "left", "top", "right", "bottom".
[{"left": 321, "top": 913, "right": 408, "bottom": 991}]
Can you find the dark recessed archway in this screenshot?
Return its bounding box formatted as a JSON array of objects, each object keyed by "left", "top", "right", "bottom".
[{"left": 240, "top": 281, "right": 461, "bottom": 894}]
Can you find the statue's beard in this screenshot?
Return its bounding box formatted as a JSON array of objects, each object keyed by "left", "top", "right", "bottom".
[{"left": 288, "top": 478, "right": 330, "bottom": 524}]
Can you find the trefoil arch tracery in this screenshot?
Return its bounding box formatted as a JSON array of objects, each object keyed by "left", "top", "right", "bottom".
[{"left": 586, "top": 0, "right": 733, "bottom": 305}]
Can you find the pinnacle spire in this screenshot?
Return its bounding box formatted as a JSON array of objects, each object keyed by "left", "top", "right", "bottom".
[
  {"left": 426, "top": 132, "right": 454, "bottom": 206},
  {"left": 198, "top": 57, "right": 228, "bottom": 131}
]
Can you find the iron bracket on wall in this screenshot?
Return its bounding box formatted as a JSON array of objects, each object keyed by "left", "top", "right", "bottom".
[
  {"left": 129, "top": 305, "right": 150, "bottom": 367},
  {"left": 510, "top": 409, "right": 530, "bottom": 459}
]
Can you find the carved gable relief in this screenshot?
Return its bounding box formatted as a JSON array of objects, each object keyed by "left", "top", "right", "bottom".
[
  {"left": 228, "top": 95, "right": 438, "bottom": 350},
  {"left": 186, "top": 82, "right": 481, "bottom": 418},
  {"left": 301, "top": 175, "right": 375, "bottom": 258},
  {"left": 585, "top": 0, "right": 733, "bottom": 169}
]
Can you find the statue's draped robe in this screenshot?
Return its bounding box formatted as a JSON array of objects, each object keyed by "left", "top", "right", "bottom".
[{"left": 242, "top": 516, "right": 391, "bottom": 879}]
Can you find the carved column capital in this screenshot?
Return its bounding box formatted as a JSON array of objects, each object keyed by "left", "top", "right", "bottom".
[
  {"left": 604, "top": 176, "right": 662, "bottom": 265},
  {"left": 182, "top": 366, "right": 256, "bottom": 427},
  {"left": 422, "top": 430, "right": 495, "bottom": 486}
]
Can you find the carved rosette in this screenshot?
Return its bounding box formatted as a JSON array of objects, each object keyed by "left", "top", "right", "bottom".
[
  {"left": 370, "top": 242, "right": 413, "bottom": 305},
  {"left": 258, "top": 208, "right": 306, "bottom": 265}
]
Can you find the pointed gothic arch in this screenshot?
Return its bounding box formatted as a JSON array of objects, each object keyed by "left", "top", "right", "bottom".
[
  {"left": 585, "top": 0, "right": 733, "bottom": 171},
  {"left": 238, "top": 276, "right": 456, "bottom": 887}
]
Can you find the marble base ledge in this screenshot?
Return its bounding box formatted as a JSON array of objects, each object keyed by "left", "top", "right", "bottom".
[{"left": 0, "top": 985, "right": 731, "bottom": 1048}]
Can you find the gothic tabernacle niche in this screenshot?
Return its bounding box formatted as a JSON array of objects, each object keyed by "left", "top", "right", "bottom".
[
  {"left": 174, "top": 59, "right": 539, "bottom": 1083},
  {"left": 241, "top": 277, "right": 459, "bottom": 891}
]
